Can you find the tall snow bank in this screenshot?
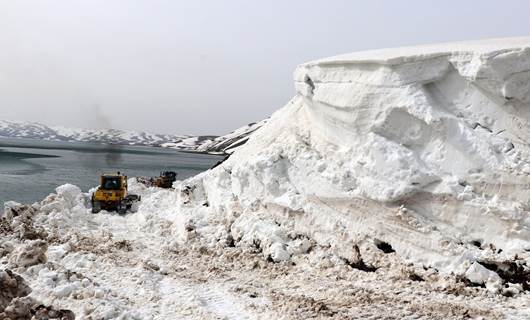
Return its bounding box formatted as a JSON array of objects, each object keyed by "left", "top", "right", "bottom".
[{"left": 175, "top": 38, "right": 530, "bottom": 276}]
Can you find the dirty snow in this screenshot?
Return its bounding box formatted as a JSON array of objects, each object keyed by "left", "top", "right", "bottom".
[{"left": 2, "top": 182, "right": 529, "bottom": 319}]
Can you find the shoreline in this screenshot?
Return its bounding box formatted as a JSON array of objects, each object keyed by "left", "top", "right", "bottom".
[{"left": 0, "top": 136, "right": 226, "bottom": 157}]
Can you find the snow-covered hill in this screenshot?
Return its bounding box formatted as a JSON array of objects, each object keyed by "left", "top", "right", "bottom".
[
  {"left": 196, "top": 119, "right": 268, "bottom": 154},
  {"left": 0, "top": 120, "right": 192, "bottom": 146},
  {"left": 0, "top": 120, "right": 265, "bottom": 153},
  {"left": 0, "top": 121, "right": 59, "bottom": 141},
  {"left": 161, "top": 119, "right": 268, "bottom": 154}
]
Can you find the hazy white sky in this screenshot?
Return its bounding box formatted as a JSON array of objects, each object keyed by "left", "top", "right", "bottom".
[{"left": 1, "top": 0, "right": 529, "bottom": 135}]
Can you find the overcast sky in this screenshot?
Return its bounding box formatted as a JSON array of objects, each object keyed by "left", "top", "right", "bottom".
[{"left": 1, "top": 0, "right": 529, "bottom": 135}]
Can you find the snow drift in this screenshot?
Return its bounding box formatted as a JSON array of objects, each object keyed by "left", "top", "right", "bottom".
[{"left": 171, "top": 38, "right": 530, "bottom": 280}]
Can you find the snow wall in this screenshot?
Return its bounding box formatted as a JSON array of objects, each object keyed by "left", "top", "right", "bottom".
[{"left": 165, "top": 38, "right": 530, "bottom": 274}]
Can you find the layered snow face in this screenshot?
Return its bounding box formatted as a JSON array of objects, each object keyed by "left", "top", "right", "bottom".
[{"left": 177, "top": 38, "right": 530, "bottom": 277}]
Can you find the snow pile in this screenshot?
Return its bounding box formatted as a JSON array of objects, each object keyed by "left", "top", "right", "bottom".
[
  {"left": 1, "top": 187, "right": 147, "bottom": 319},
  {"left": 167, "top": 38, "right": 530, "bottom": 286},
  {"left": 0, "top": 199, "right": 78, "bottom": 319},
  {"left": 2, "top": 184, "right": 286, "bottom": 319},
  {"left": 0, "top": 269, "right": 75, "bottom": 320},
  {"left": 1, "top": 177, "right": 529, "bottom": 318}
]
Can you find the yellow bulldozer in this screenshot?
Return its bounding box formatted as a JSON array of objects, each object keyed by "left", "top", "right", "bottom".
[
  {"left": 91, "top": 172, "right": 141, "bottom": 214},
  {"left": 136, "top": 171, "right": 177, "bottom": 189},
  {"left": 154, "top": 171, "right": 177, "bottom": 188}
]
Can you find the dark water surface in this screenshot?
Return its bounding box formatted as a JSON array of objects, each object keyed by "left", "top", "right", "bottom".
[{"left": 0, "top": 137, "right": 223, "bottom": 205}]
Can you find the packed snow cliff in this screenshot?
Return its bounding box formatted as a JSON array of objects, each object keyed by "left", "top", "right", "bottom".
[{"left": 175, "top": 38, "right": 530, "bottom": 285}]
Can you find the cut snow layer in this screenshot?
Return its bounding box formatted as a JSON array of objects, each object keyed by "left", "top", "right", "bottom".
[{"left": 176, "top": 37, "right": 530, "bottom": 276}]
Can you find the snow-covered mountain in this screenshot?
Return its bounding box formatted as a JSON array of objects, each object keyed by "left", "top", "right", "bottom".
[
  {"left": 0, "top": 120, "right": 265, "bottom": 153},
  {"left": 0, "top": 121, "right": 59, "bottom": 141},
  {"left": 161, "top": 119, "right": 268, "bottom": 154},
  {"left": 196, "top": 119, "right": 268, "bottom": 153},
  {"left": 0, "top": 120, "right": 192, "bottom": 146}
]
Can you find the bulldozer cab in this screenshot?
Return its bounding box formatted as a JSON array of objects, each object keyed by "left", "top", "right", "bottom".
[
  {"left": 160, "top": 171, "right": 177, "bottom": 180},
  {"left": 101, "top": 175, "right": 126, "bottom": 190},
  {"left": 153, "top": 171, "right": 177, "bottom": 188}
]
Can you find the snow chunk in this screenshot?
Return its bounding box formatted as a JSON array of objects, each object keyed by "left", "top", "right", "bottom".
[
  {"left": 465, "top": 262, "right": 502, "bottom": 292},
  {"left": 9, "top": 240, "right": 47, "bottom": 268}
]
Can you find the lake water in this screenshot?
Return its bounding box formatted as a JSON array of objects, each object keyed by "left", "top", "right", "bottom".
[{"left": 0, "top": 137, "right": 223, "bottom": 205}]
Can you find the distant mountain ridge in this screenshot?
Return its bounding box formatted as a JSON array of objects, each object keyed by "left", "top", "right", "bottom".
[
  {"left": 0, "top": 120, "right": 266, "bottom": 153},
  {"left": 160, "top": 119, "right": 267, "bottom": 154}
]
